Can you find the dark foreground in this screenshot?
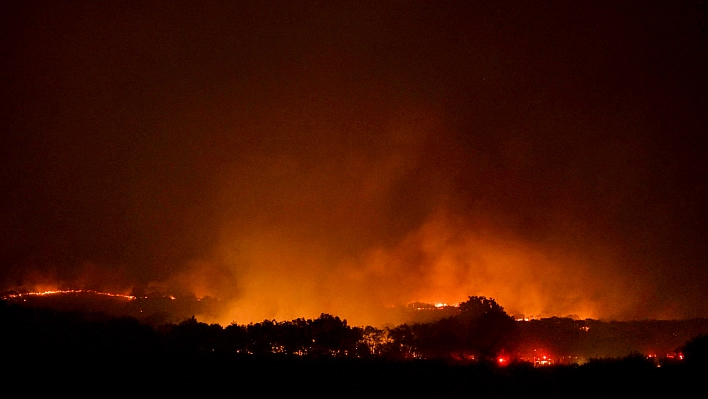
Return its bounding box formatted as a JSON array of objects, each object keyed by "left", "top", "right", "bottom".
[
  {"left": 8, "top": 354, "right": 704, "bottom": 397},
  {"left": 3, "top": 298, "right": 706, "bottom": 397}
]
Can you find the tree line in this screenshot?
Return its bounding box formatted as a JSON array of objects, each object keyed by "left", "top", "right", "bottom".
[
  {"left": 2, "top": 296, "right": 517, "bottom": 361},
  {"left": 3, "top": 295, "right": 708, "bottom": 368}
]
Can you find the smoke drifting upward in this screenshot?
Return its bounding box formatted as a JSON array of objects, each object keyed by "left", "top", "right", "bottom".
[{"left": 2, "top": 2, "right": 707, "bottom": 326}]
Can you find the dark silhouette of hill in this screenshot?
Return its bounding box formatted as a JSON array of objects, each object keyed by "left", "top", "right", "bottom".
[{"left": 1, "top": 289, "right": 218, "bottom": 325}]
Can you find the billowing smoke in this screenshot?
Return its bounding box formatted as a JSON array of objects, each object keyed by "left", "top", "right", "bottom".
[{"left": 2, "top": 2, "right": 707, "bottom": 326}]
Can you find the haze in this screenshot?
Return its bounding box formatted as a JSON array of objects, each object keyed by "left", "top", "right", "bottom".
[{"left": 2, "top": 1, "right": 707, "bottom": 326}]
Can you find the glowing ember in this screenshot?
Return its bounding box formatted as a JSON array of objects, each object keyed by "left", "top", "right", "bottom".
[
  {"left": 2, "top": 289, "right": 137, "bottom": 301},
  {"left": 534, "top": 355, "right": 553, "bottom": 367}
]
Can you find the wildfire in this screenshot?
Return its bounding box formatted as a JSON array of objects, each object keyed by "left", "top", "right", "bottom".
[
  {"left": 534, "top": 355, "right": 553, "bottom": 367},
  {"left": 2, "top": 289, "right": 137, "bottom": 301}
]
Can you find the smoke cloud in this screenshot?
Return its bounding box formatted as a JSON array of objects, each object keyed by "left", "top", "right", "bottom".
[{"left": 2, "top": 1, "right": 707, "bottom": 325}]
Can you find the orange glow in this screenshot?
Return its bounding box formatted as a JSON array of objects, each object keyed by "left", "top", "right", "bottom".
[
  {"left": 534, "top": 354, "right": 553, "bottom": 367},
  {"left": 2, "top": 1, "right": 705, "bottom": 338},
  {"left": 193, "top": 210, "right": 639, "bottom": 326},
  {"left": 0, "top": 197, "right": 668, "bottom": 326},
  {"left": 3, "top": 289, "right": 137, "bottom": 301}
]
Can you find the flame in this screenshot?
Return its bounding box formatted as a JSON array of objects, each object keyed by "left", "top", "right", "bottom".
[{"left": 3, "top": 289, "right": 137, "bottom": 301}]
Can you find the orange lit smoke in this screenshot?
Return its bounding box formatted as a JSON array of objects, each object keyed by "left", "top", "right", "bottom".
[
  {"left": 3, "top": 104, "right": 659, "bottom": 326},
  {"left": 194, "top": 210, "right": 646, "bottom": 327},
  {"left": 151, "top": 104, "right": 655, "bottom": 326},
  {"left": 7, "top": 212, "right": 652, "bottom": 327}
]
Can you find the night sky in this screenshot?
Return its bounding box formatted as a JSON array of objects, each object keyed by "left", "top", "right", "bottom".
[{"left": 2, "top": 1, "right": 707, "bottom": 325}]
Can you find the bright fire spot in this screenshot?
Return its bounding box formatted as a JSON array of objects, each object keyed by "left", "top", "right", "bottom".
[
  {"left": 535, "top": 354, "right": 553, "bottom": 367},
  {"left": 497, "top": 357, "right": 508, "bottom": 366},
  {"left": 434, "top": 303, "right": 447, "bottom": 308}
]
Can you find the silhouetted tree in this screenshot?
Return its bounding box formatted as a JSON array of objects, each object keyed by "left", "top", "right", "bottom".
[
  {"left": 310, "top": 313, "right": 362, "bottom": 355},
  {"left": 166, "top": 315, "right": 223, "bottom": 355},
  {"left": 458, "top": 296, "right": 506, "bottom": 320},
  {"left": 682, "top": 334, "right": 708, "bottom": 367},
  {"left": 222, "top": 322, "right": 247, "bottom": 354}
]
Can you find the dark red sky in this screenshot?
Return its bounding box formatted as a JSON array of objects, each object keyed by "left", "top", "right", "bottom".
[{"left": 2, "top": 1, "right": 707, "bottom": 325}]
